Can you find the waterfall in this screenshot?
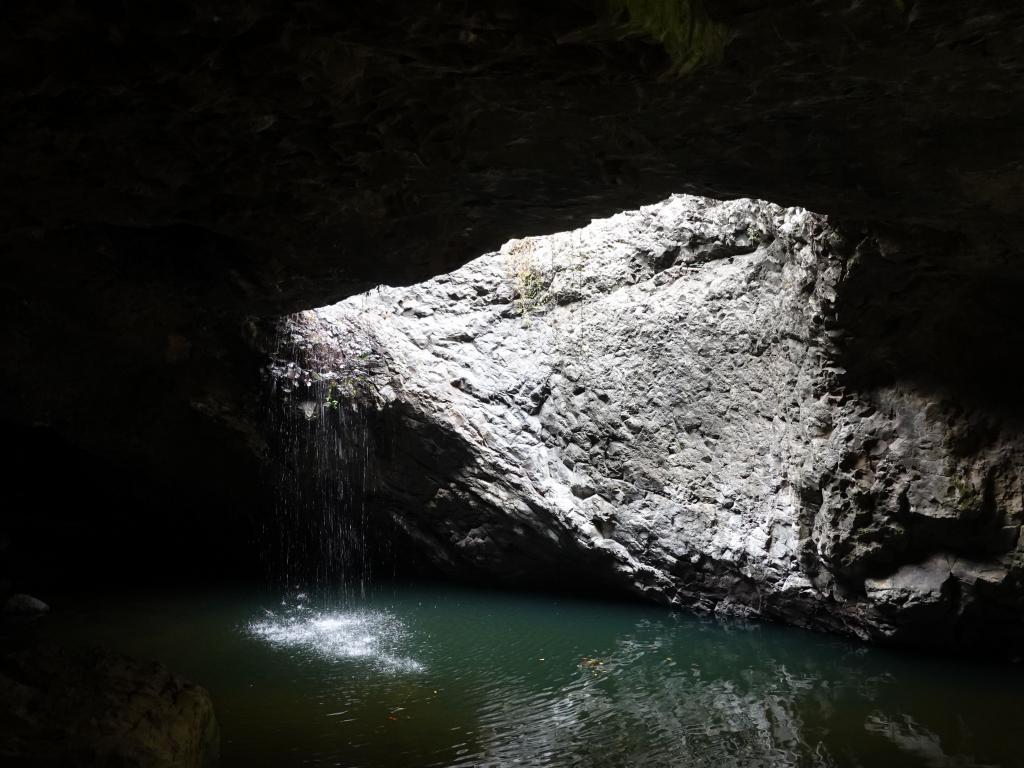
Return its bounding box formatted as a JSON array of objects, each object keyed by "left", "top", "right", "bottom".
[{"left": 263, "top": 312, "right": 389, "bottom": 600}]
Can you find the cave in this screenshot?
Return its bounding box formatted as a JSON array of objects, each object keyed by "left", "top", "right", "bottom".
[{"left": 3, "top": 1, "right": 1024, "bottom": 766}]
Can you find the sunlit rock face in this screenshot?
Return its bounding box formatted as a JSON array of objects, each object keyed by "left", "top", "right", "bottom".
[{"left": 280, "top": 195, "right": 1024, "bottom": 651}]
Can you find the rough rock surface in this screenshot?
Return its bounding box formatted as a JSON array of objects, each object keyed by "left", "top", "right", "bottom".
[
  {"left": 280, "top": 195, "right": 1024, "bottom": 651},
  {"left": 0, "top": 643, "right": 219, "bottom": 767}
]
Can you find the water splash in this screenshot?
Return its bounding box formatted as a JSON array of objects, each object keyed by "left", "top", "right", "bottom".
[{"left": 247, "top": 600, "right": 423, "bottom": 674}]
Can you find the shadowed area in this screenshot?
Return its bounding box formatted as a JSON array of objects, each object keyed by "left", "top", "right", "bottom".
[{"left": 837, "top": 231, "right": 1024, "bottom": 420}]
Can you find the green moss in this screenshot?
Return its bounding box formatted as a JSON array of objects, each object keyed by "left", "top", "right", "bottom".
[
  {"left": 323, "top": 370, "right": 368, "bottom": 410},
  {"left": 324, "top": 382, "right": 341, "bottom": 410},
  {"left": 605, "top": 0, "right": 729, "bottom": 76}
]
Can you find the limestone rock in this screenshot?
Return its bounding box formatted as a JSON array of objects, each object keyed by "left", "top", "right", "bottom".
[
  {"left": 277, "top": 194, "right": 1024, "bottom": 652},
  {"left": 865, "top": 555, "right": 954, "bottom": 613}
]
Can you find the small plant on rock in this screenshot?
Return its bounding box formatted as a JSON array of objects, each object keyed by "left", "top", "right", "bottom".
[
  {"left": 324, "top": 382, "right": 341, "bottom": 410},
  {"left": 506, "top": 238, "right": 551, "bottom": 318}
]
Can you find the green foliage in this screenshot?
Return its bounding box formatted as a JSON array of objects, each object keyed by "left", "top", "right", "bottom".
[
  {"left": 324, "top": 372, "right": 369, "bottom": 408},
  {"left": 324, "top": 382, "right": 341, "bottom": 410},
  {"left": 605, "top": 0, "right": 729, "bottom": 76}
]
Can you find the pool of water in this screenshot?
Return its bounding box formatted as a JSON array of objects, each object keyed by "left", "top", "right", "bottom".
[{"left": 40, "top": 585, "right": 1024, "bottom": 767}]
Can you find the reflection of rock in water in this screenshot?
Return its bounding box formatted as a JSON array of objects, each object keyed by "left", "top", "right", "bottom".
[
  {"left": 463, "top": 617, "right": 1013, "bottom": 768},
  {"left": 865, "top": 714, "right": 997, "bottom": 768},
  {"left": 472, "top": 627, "right": 820, "bottom": 767}
]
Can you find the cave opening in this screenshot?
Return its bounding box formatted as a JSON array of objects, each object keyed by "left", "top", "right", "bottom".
[{"left": 5, "top": 0, "right": 1024, "bottom": 764}]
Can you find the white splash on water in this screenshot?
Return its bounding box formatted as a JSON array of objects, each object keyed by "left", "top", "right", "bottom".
[{"left": 247, "top": 604, "right": 424, "bottom": 673}]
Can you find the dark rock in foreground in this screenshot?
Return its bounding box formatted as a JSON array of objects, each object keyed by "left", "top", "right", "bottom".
[
  {"left": 0, "top": 644, "right": 219, "bottom": 767},
  {"left": 2, "top": 594, "right": 50, "bottom": 616}
]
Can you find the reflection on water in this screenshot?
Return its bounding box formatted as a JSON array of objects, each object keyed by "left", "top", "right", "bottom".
[{"left": 42, "top": 586, "right": 1024, "bottom": 768}]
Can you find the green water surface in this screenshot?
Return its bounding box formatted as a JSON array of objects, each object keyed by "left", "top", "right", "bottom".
[{"left": 42, "top": 585, "right": 1024, "bottom": 767}]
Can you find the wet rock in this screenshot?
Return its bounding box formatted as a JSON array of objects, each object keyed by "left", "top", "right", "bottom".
[{"left": 0, "top": 644, "right": 219, "bottom": 767}]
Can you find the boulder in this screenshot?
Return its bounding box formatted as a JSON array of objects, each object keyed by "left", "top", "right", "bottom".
[
  {"left": 0, "top": 644, "right": 219, "bottom": 767},
  {"left": 275, "top": 194, "right": 1024, "bottom": 652},
  {"left": 3, "top": 594, "right": 49, "bottom": 616}
]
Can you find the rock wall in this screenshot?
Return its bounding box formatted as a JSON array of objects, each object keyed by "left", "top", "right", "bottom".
[{"left": 278, "top": 196, "right": 1024, "bottom": 652}]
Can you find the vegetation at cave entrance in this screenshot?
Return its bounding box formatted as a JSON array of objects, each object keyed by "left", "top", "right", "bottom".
[{"left": 605, "top": 0, "right": 729, "bottom": 76}]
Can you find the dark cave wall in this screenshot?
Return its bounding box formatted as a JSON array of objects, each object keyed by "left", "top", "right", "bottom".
[
  {"left": 0, "top": 420, "right": 269, "bottom": 600},
  {"left": 838, "top": 230, "right": 1024, "bottom": 418},
  {"left": 6, "top": 0, "right": 1024, "bottom": 274}
]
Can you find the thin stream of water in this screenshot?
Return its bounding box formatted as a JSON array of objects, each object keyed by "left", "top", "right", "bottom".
[{"left": 266, "top": 323, "right": 385, "bottom": 599}]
